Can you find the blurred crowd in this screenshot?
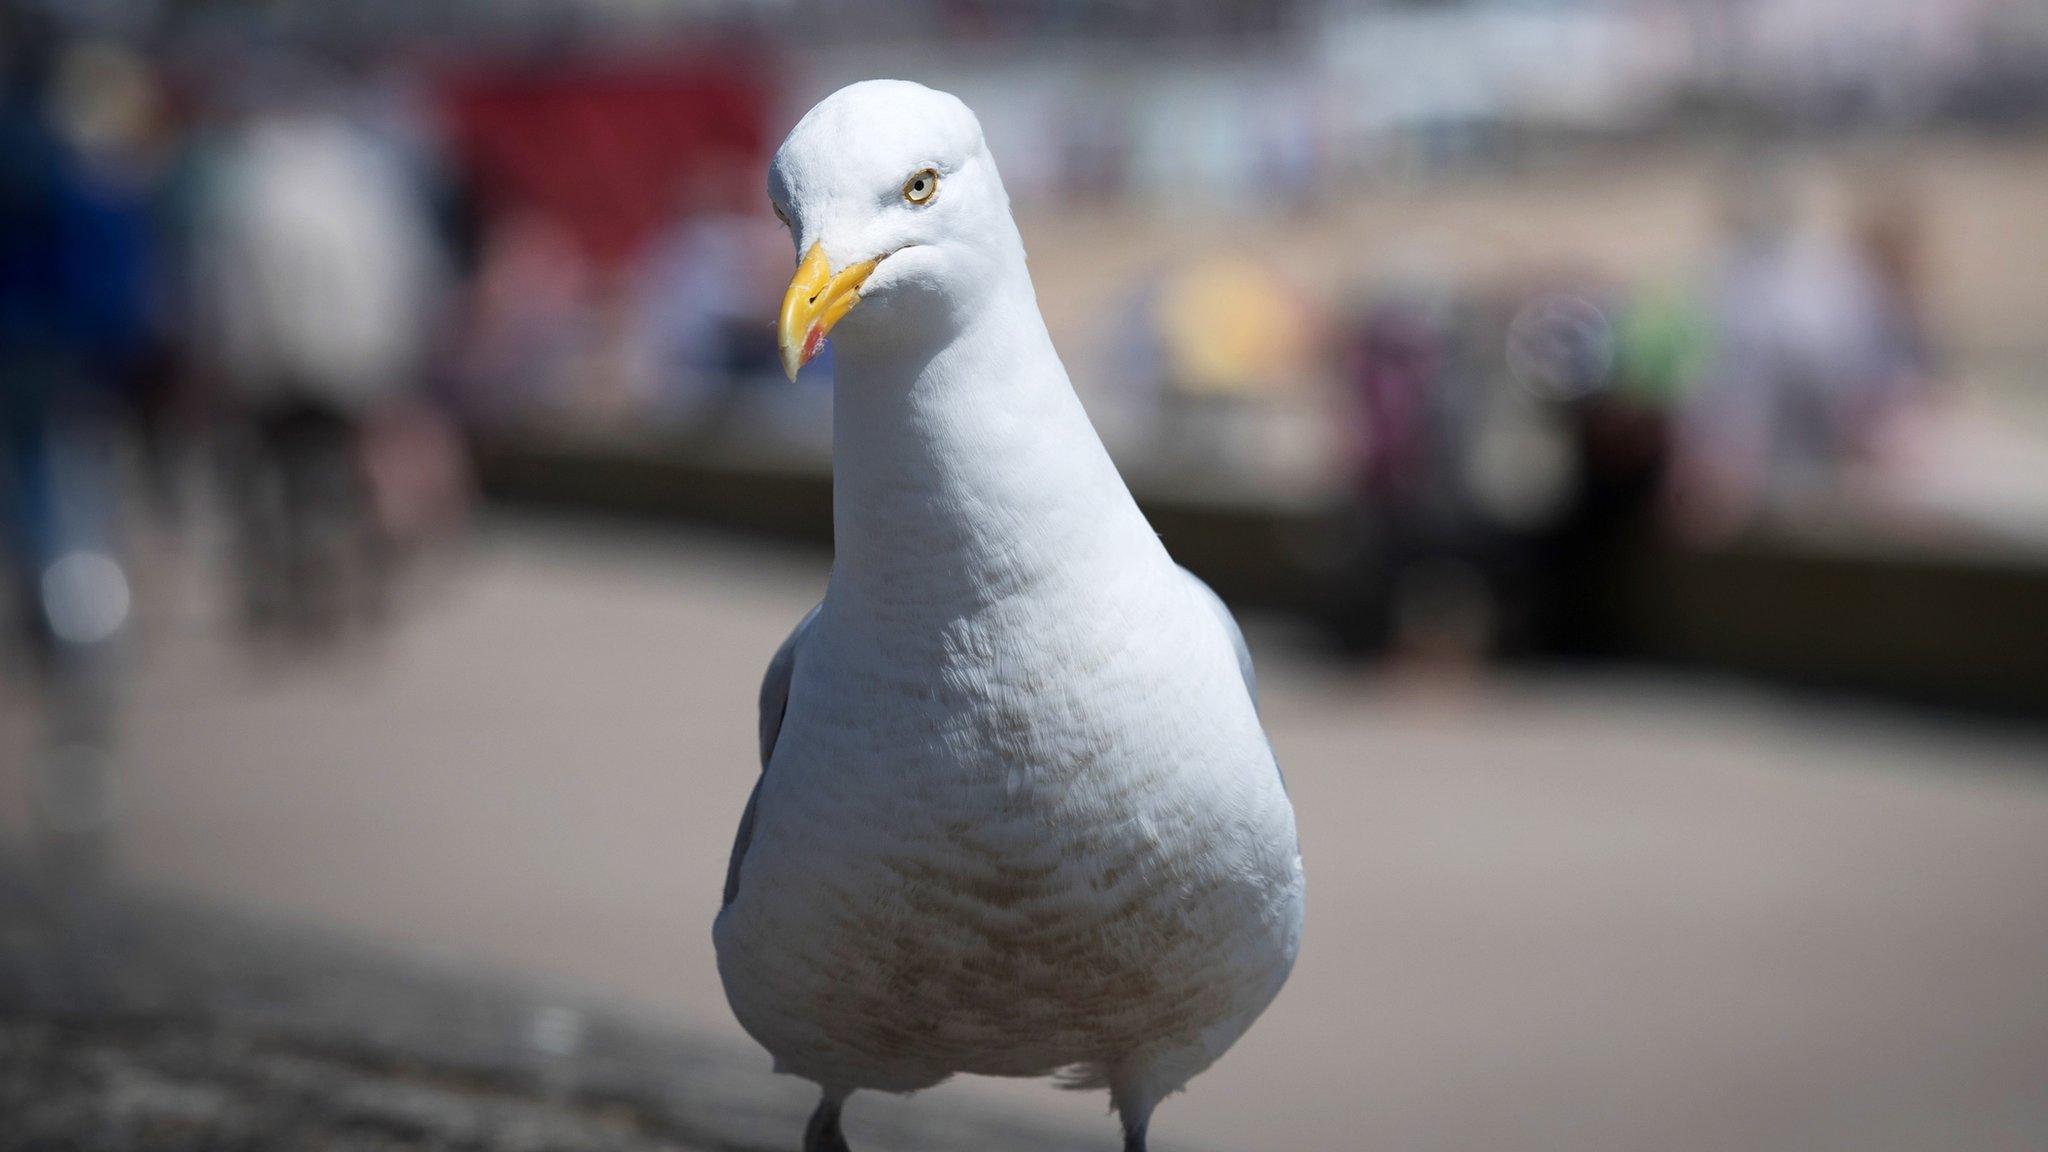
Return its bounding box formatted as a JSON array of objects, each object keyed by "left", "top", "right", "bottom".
[
  {"left": 0, "top": 14, "right": 487, "bottom": 884},
  {"left": 0, "top": 23, "right": 467, "bottom": 684},
  {"left": 0, "top": 0, "right": 2038, "bottom": 889},
  {"left": 1318, "top": 160, "right": 1936, "bottom": 656},
  {"left": 0, "top": 0, "right": 2027, "bottom": 688}
]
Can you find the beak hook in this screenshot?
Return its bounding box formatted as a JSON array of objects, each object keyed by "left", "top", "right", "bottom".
[{"left": 778, "top": 244, "right": 879, "bottom": 381}]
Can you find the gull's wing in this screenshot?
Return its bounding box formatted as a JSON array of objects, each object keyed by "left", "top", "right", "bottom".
[
  {"left": 1182, "top": 567, "right": 1256, "bottom": 706},
  {"left": 1182, "top": 567, "right": 1287, "bottom": 793},
  {"left": 724, "top": 602, "right": 821, "bottom": 908}
]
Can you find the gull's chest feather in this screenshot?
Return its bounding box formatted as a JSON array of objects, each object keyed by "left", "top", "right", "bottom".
[{"left": 715, "top": 590, "right": 1299, "bottom": 1088}]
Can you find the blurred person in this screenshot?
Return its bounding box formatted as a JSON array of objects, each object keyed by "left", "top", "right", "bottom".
[
  {"left": 1341, "top": 293, "right": 1451, "bottom": 510},
  {"left": 58, "top": 41, "right": 189, "bottom": 532},
  {"left": 0, "top": 29, "right": 150, "bottom": 669},
  {"left": 634, "top": 153, "right": 791, "bottom": 425},
  {"left": 1846, "top": 174, "right": 1937, "bottom": 417},
  {"left": 1330, "top": 274, "right": 1619, "bottom": 662},
  {"left": 0, "top": 22, "right": 156, "bottom": 885},
  {"left": 450, "top": 207, "right": 596, "bottom": 420},
  {"left": 193, "top": 65, "right": 446, "bottom": 638},
  {"left": 1669, "top": 160, "right": 1927, "bottom": 539},
  {"left": 1329, "top": 287, "right": 1509, "bottom": 658},
  {"left": 1514, "top": 281, "right": 1704, "bottom": 655}
]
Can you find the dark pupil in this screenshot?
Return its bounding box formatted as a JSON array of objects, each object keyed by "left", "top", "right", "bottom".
[{"left": 914, "top": 180, "right": 925, "bottom": 192}]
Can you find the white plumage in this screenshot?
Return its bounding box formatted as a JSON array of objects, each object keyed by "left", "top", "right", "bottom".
[{"left": 713, "top": 80, "right": 1304, "bottom": 1152}]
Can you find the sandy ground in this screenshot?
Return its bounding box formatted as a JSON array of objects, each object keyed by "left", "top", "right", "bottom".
[{"left": 4, "top": 518, "right": 2047, "bottom": 1152}]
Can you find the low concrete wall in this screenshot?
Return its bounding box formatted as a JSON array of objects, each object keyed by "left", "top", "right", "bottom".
[
  {"left": 473, "top": 434, "right": 1334, "bottom": 613},
  {"left": 475, "top": 437, "right": 2048, "bottom": 718},
  {"left": 1610, "top": 537, "right": 2048, "bottom": 716}
]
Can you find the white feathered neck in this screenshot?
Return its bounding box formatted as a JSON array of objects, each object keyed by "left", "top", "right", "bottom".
[{"left": 824, "top": 237, "right": 1166, "bottom": 623}]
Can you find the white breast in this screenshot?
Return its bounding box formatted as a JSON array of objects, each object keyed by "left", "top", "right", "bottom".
[{"left": 713, "top": 564, "right": 1303, "bottom": 1095}]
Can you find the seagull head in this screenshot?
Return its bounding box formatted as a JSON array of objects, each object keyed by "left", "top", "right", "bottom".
[{"left": 768, "top": 80, "right": 1020, "bottom": 381}]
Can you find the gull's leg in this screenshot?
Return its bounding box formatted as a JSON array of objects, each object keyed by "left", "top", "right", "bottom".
[
  {"left": 1113, "top": 1073, "right": 1159, "bottom": 1152},
  {"left": 803, "top": 1091, "right": 853, "bottom": 1152}
]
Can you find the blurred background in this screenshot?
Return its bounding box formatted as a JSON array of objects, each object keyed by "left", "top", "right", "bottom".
[{"left": 2, "top": 0, "right": 2047, "bottom": 1149}]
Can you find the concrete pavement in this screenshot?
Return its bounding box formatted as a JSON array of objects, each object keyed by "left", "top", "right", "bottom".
[{"left": 4, "top": 519, "right": 2047, "bottom": 1151}]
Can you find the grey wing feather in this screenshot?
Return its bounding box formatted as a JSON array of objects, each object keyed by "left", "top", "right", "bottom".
[
  {"left": 1182, "top": 567, "right": 1256, "bottom": 706},
  {"left": 756, "top": 602, "right": 820, "bottom": 767},
  {"left": 724, "top": 602, "right": 820, "bottom": 908}
]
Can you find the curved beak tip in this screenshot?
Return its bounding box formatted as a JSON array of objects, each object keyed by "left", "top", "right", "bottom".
[
  {"left": 779, "top": 326, "right": 824, "bottom": 383},
  {"left": 777, "top": 243, "right": 878, "bottom": 383},
  {"left": 778, "top": 336, "right": 805, "bottom": 384}
]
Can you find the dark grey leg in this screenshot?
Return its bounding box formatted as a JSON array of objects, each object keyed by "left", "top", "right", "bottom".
[
  {"left": 1113, "top": 1076, "right": 1156, "bottom": 1152},
  {"left": 803, "top": 1094, "right": 852, "bottom": 1152}
]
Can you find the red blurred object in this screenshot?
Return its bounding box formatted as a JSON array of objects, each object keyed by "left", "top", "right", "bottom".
[{"left": 438, "top": 51, "right": 775, "bottom": 272}]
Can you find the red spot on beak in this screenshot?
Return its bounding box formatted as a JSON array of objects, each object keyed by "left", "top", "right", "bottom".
[{"left": 802, "top": 327, "right": 825, "bottom": 364}]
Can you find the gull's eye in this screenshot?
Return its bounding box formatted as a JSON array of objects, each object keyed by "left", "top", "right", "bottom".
[
  {"left": 772, "top": 203, "right": 791, "bottom": 228},
  {"left": 902, "top": 168, "right": 939, "bottom": 205}
]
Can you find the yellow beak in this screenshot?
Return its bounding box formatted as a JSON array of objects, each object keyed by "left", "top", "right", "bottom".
[{"left": 778, "top": 243, "right": 879, "bottom": 381}]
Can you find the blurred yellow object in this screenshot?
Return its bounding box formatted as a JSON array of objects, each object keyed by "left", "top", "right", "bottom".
[{"left": 1155, "top": 257, "right": 1312, "bottom": 397}]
